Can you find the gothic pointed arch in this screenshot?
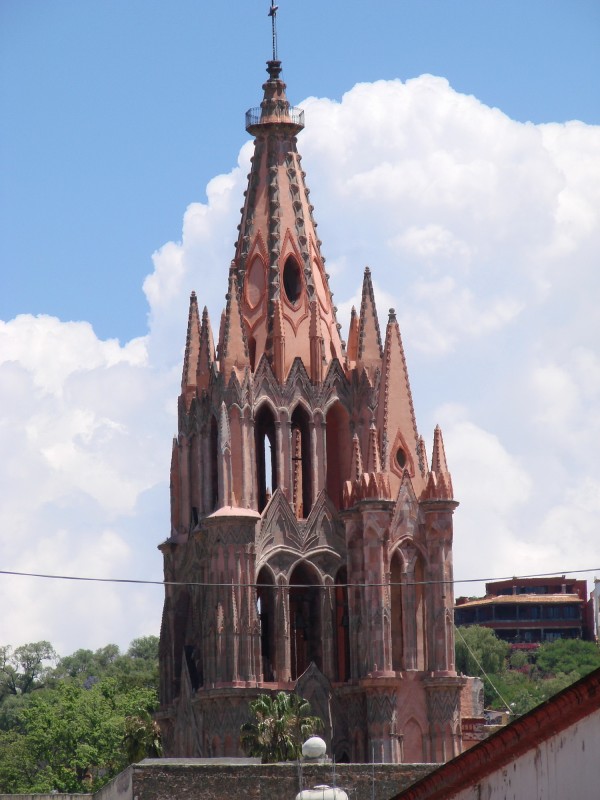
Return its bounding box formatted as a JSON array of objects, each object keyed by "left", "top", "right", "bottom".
[
  {"left": 254, "top": 401, "right": 279, "bottom": 512},
  {"left": 289, "top": 560, "right": 323, "bottom": 679},
  {"left": 257, "top": 564, "right": 277, "bottom": 681},
  {"left": 290, "top": 401, "right": 313, "bottom": 518}
]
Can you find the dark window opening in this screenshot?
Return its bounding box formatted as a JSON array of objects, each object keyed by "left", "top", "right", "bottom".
[
  {"left": 257, "top": 567, "right": 276, "bottom": 681},
  {"left": 282, "top": 255, "right": 302, "bottom": 305},
  {"left": 335, "top": 567, "right": 350, "bottom": 682},
  {"left": 289, "top": 563, "right": 321, "bottom": 679},
  {"left": 248, "top": 335, "right": 256, "bottom": 371},
  {"left": 390, "top": 552, "right": 403, "bottom": 671},
  {"left": 255, "top": 405, "right": 278, "bottom": 512},
  {"left": 395, "top": 447, "right": 407, "bottom": 469},
  {"left": 291, "top": 405, "right": 313, "bottom": 518},
  {"left": 184, "top": 644, "right": 201, "bottom": 691}
]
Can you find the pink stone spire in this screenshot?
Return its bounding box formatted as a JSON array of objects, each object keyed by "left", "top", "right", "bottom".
[
  {"left": 366, "top": 422, "right": 382, "bottom": 474},
  {"left": 357, "top": 267, "right": 383, "bottom": 380},
  {"left": 220, "top": 270, "right": 250, "bottom": 380},
  {"left": 376, "top": 308, "right": 425, "bottom": 497},
  {"left": 346, "top": 306, "right": 359, "bottom": 364},
  {"left": 181, "top": 291, "right": 201, "bottom": 409},
  {"left": 425, "top": 424, "right": 454, "bottom": 500},
  {"left": 234, "top": 59, "right": 344, "bottom": 382},
  {"left": 196, "top": 305, "right": 215, "bottom": 392},
  {"left": 351, "top": 433, "right": 364, "bottom": 481}
]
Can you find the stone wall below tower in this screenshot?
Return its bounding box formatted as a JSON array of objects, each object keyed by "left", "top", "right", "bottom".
[{"left": 127, "top": 759, "right": 438, "bottom": 800}]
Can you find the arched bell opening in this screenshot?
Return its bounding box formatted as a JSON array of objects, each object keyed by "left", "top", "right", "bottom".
[
  {"left": 325, "top": 401, "right": 351, "bottom": 509},
  {"left": 255, "top": 404, "right": 278, "bottom": 513},
  {"left": 390, "top": 551, "right": 403, "bottom": 671},
  {"left": 289, "top": 562, "right": 322, "bottom": 679},
  {"left": 290, "top": 404, "right": 312, "bottom": 518},
  {"left": 256, "top": 566, "right": 277, "bottom": 682},
  {"left": 334, "top": 566, "right": 350, "bottom": 682}
]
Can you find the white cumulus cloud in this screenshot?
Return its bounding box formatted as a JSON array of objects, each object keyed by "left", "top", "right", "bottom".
[{"left": 2, "top": 75, "right": 599, "bottom": 653}]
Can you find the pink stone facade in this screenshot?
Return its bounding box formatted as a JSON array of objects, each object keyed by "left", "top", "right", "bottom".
[{"left": 158, "top": 58, "right": 480, "bottom": 763}]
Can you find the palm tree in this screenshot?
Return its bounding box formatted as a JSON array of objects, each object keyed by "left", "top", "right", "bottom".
[
  {"left": 240, "top": 692, "right": 322, "bottom": 763},
  {"left": 123, "top": 709, "right": 163, "bottom": 763}
]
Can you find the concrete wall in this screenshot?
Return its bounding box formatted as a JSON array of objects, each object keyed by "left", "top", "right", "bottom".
[
  {"left": 94, "top": 767, "right": 132, "bottom": 800},
  {"left": 130, "top": 759, "right": 437, "bottom": 800}
]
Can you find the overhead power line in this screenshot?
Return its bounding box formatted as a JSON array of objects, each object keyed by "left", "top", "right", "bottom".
[{"left": 0, "top": 567, "right": 597, "bottom": 590}]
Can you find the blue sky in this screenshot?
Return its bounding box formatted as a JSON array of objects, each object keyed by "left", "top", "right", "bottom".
[
  {"left": 1, "top": 1, "right": 599, "bottom": 654},
  {"left": 2, "top": 1, "right": 599, "bottom": 341}
]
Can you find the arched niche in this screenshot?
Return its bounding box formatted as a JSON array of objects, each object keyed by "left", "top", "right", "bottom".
[
  {"left": 255, "top": 403, "right": 278, "bottom": 512},
  {"left": 325, "top": 401, "right": 351, "bottom": 509},
  {"left": 403, "top": 717, "right": 424, "bottom": 763},
  {"left": 256, "top": 566, "right": 277, "bottom": 682},
  {"left": 289, "top": 562, "right": 322, "bottom": 679},
  {"left": 290, "top": 404, "right": 312, "bottom": 518}
]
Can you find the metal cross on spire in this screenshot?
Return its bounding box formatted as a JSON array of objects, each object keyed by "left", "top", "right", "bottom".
[{"left": 268, "top": 0, "right": 279, "bottom": 61}]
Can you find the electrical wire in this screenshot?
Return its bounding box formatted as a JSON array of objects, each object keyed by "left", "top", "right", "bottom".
[
  {"left": 0, "top": 567, "right": 597, "bottom": 590},
  {"left": 454, "top": 625, "right": 513, "bottom": 714}
]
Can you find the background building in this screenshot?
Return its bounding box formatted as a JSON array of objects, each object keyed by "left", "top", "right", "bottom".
[{"left": 455, "top": 577, "right": 594, "bottom": 648}]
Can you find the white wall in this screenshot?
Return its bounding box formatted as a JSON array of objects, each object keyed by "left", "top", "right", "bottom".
[{"left": 450, "top": 706, "right": 600, "bottom": 800}]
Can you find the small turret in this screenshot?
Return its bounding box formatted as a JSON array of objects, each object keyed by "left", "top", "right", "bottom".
[
  {"left": 376, "top": 307, "right": 425, "bottom": 497},
  {"left": 220, "top": 271, "right": 250, "bottom": 381},
  {"left": 196, "top": 305, "right": 215, "bottom": 392},
  {"left": 356, "top": 267, "right": 383, "bottom": 381},
  {"left": 181, "top": 292, "right": 201, "bottom": 409},
  {"left": 423, "top": 424, "right": 454, "bottom": 500}
]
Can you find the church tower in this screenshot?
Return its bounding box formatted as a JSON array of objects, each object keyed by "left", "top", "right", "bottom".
[{"left": 158, "top": 42, "right": 478, "bottom": 764}]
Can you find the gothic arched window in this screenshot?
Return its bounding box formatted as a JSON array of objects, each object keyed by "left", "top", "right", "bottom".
[
  {"left": 291, "top": 404, "right": 312, "bottom": 518},
  {"left": 289, "top": 562, "right": 321, "bottom": 678},
  {"left": 255, "top": 404, "right": 278, "bottom": 512},
  {"left": 257, "top": 566, "right": 277, "bottom": 682}
]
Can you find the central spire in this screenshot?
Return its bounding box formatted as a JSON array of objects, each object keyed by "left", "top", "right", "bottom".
[{"left": 232, "top": 54, "right": 344, "bottom": 382}]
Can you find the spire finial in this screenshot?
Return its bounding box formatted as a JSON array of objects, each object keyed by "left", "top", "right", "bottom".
[{"left": 268, "top": 1, "right": 279, "bottom": 61}]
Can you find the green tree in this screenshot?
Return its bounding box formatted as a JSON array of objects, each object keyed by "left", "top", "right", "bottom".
[
  {"left": 0, "top": 678, "right": 159, "bottom": 793},
  {"left": 535, "top": 639, "right": 600, "bottom": 679},
  {"left": 0, "top": 642, "right": 57, "bottom": 699},
  {"left": 53, "top": 637, "right": 159, "bottom": 691},
  {"left": 455, "top": 626, "right": 509, "bottom": 677},
  {"left": 240, "top": 692, "right": 322, "bottom": 763}
]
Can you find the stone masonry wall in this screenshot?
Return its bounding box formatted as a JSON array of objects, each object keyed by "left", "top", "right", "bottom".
[
  {"left": 130, "top": 759, "right": 437, "bottom": 800},
  {"left": 0, "top": 759, "right": 437, "bottom": 800}
]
